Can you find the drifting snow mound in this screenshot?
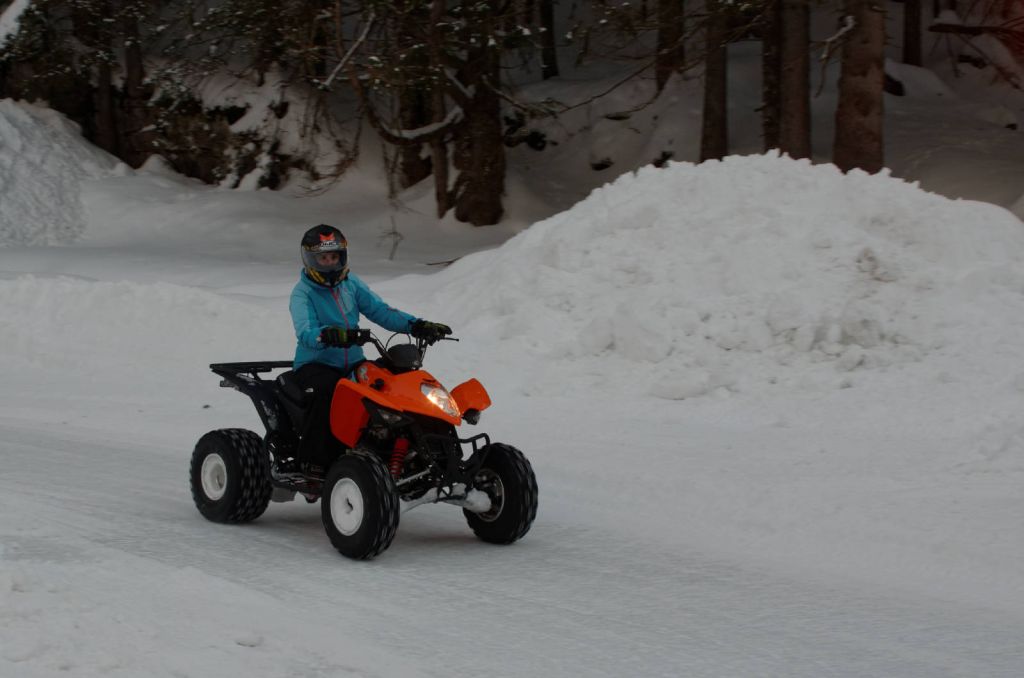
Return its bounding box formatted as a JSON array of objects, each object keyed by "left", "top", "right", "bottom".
[
  {"left": 0, "top": 99, "right": 120, "bottom": 245},
  {"left": 437, "top": 154, "right": 1024, "bottom": 397}
]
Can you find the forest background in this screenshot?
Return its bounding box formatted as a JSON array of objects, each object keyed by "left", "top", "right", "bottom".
[{"left": 2, "top": 0, "right": 1023, "bottom": 228}]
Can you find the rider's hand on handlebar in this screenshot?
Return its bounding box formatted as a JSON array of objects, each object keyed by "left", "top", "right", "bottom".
[
  {"left": 410, "top": 320, "right": 452, "bottom": 344},
  {"left": 319, "top": 327, "right": 349, "bottom": 347},
  {"left": 319, "top": 327, "right": 371, "bottom": 348}
]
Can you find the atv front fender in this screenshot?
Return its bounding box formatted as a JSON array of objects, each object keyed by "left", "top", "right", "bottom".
[
  {"left": 329, "top": 380, "right": 402, "bottom": 447},
  {"left": 451, "top": 378, "right": 491, "bottom": 414}
]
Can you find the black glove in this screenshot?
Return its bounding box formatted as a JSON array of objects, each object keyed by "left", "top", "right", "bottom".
[
  {"left": 410, "top": 320, "right": 452, "bottom": 343},
  {"left": 319, "top": 327, "right": 349, "bottom": 347},
  {"left": 319, "top": 327, "right": 370, "bottom": 347}
]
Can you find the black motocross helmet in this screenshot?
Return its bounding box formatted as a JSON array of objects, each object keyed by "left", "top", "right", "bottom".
[{"left": 300, "top": 224, "right": 349, "bottom": 287}]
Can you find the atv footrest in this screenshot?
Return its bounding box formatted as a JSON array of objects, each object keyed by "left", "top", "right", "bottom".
[{"left": 271, "top": 473, "right": 323, "bottom": 496}]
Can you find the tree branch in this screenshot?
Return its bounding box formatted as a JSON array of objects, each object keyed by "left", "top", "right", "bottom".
[
  {"left": 346, "top": 70, "right": 463, "bottom": 145},
  {"left": 320, "top": 10, "right": 375, "bottom": 89}
]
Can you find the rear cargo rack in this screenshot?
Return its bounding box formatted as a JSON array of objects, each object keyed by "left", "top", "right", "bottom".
[
  {"left": 210, "top": 361, "right": 293, "bottom": 376},
  {"left": 209, "top": 361, "right": 295, "bottom": 435}
]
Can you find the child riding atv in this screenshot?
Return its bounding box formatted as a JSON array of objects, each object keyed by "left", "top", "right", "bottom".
[
  {"left": 189, "top": 225, "right": 537, "bottom": 560},
  {"left": 285, "top": 224, "right": 452, "bottom": 475}
]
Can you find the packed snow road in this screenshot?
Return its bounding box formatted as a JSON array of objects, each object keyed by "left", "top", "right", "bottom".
[{"left": 2, "top": 417, "right": 1021, "bottom": 678}]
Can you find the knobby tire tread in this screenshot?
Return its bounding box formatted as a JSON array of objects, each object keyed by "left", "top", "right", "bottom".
[
  {"left": 189, "top": 428, "right": 272, "bottom": 524},
  {"left": 322, "top": 450, "right": 400, "bottom": 560},
  {"left": 466, "top": 443, "right": 538, "bottom": 544},
  {"left": 351, "top": 449, "right": 400, "bottom": 559}
]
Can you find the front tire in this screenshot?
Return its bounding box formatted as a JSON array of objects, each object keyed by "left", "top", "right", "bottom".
[
  {"left": 321, "top": 451, "right": 400, "bottom": 560},
  {"left": 464, "top": 443, "right": 538, "bottom": 544},
  {"left": 190, "top": 429, "right": 272, "bottom": 523}
]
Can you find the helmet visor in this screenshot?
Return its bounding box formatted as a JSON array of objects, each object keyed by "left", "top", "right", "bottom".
[{"left": 302, "top": 247, "right": 347, "bottom": 273}]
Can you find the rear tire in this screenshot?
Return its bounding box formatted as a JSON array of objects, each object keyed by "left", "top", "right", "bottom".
[
  {"left": 464, "top": 443, "right": 538, "bottom": 544},
  {"left": 190, "top": 429, "right": 272, "bottom": 523},
  {"left": 321, "top": 451, "right": 400, "bottom": 560}
]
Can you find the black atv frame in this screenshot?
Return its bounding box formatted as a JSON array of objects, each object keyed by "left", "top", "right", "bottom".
[{"left": 210, "top": 347, "right": 492, "bottom": 504}]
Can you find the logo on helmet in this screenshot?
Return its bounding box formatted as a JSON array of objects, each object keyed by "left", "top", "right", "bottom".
[{"left": 309, "top": 230, "right": 346, "bottom": 253}]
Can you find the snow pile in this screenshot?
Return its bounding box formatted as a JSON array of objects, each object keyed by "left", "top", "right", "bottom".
[
  {"left": 433, "top": 154, "right": 1024, "bottom": 398},
  {"left": 0, "top": 100, "right": 120, "bottom": 245},
  {"left": 0, "top": 0, "right": 31, "bottom": 45},
  {"left": 0, "top": 276, "right": 291, "bottom": 386}
]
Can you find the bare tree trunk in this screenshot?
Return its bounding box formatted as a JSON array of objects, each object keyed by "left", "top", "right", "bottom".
[
  {"left": 454, "top": 47, "right": 505, "bottom": 225},
  {"left": 94, "top": 61, "right": 119, "bottom": 156},
  {"left": 833, "top": 0, "right": 885, "bottom": 173},
  {"left": 930, "top": 0, "right": 954, "bottom": 18},
  {"left": 395, "top": 0, "right": 432, "bottom": 188},
  {"left": 903, "top": 0, "right": 922, "bottom": 65},
  {"left": 762, "top": 0, "right": 781, "bottom": 150},
  {"left": 700, "top": 0, "right": 728, "bottom": 162},
  {"left": 656, "top": 0, "right": 684, "bottom": 92},
  {"left": 779, "top": 0, "right": 810, "bottom": 158},
  {"left": 121, "top": 13, "right": 152, "bottom": 168},
  {"left": 68, "top": 1, "right": 118, "bottom": 156},
  {"left": 539, "top": 0, "right": 560, "bottom": 79},
  {"left": 430, "top": 138, "right": 451, "bottom": 217},
  {"left": 398, "top": 89, "right": 433, "bottom": 188},
  {"left": 428, "top": 0, "right": 452, "bottom": 217},
  {"left": 520, "top": 0, "right": 536, "bottom": 26}
]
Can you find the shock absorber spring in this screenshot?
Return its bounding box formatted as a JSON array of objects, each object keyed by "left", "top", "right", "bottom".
[{"left": 389, "top": 438, "right": 410, "bottom": 479}]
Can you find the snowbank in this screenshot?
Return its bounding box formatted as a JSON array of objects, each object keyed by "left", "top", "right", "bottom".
[
  {"left": 0, "top": 100, "right": 121, "bottom": 245},
  {"left": 431, "top": 154, "right": 1024, "bottom": 398},
  {"left": 0, "top": 275, "right": 291, "bottom": 384},
  {"left": 0, "top": 0, "right": 31, "bottom": 45},
  {"left": 6, "top": 151, "right": 1024, "bottom": 407}
]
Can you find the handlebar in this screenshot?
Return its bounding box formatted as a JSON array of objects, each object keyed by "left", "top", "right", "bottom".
[
  {"left": 322, "top": 328, "right": 455, "bottom": 351},
  {"left": 358, "top": 330, "right": 456, "bottom": 358},
  {"left": 349, "top": 328, "right": 374, "bottom": 346}
]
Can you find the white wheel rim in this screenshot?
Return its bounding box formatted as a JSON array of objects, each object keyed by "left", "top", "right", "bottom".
[
  {"left": 330, "top": 478, "right": 365, "bottom": 536},
  {"left": 474, "top": 469, "right": 505, "bottom": 523},
  {"left": 200, "top": 453, "right": 228, "bottom": 501}
]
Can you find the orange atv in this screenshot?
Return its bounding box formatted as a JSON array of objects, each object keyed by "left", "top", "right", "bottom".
[{"left": 189, "top": 331, "right": 538, "bottom": 560}]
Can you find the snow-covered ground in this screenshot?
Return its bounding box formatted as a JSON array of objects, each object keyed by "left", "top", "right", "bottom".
[{"left": 4, "top": 34, "right": 1024, "bottom": 675}]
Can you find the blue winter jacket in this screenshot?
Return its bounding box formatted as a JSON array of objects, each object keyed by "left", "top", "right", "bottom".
[{"left": 290, "top": 270, "right": 419, "bottom": 372}]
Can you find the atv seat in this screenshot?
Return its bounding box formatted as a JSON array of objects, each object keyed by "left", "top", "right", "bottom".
[{"left": 276, "top": 370, "right": 311, "bottom": 432}]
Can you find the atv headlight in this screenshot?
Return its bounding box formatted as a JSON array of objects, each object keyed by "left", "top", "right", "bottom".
[{"left": 421, "top": 383, "right": 460, "bottom": 418}]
